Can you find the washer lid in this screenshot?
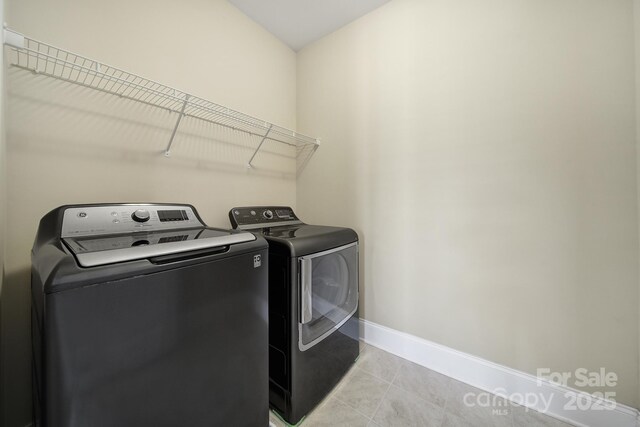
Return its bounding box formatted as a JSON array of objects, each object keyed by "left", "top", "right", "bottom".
[{"left": 63, "top": 227, "right": 256, "bottom": 267}]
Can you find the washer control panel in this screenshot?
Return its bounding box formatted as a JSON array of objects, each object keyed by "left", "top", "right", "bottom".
[
  {"left": 229, "top": 206, "right": 301, "bottom": 230},
  {"left": 61, "top": 204, "right": 204, "bottom": 238}
]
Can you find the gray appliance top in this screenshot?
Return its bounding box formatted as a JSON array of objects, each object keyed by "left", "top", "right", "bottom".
[
  {"left": 61, "top": 204, "right": 255, "bottom": 267},
  {"left": 229, "top": 206, "right": 302, "bottom": 230},
  {"left": 229, "top": 206, "right": 358, "bottom": 257}
]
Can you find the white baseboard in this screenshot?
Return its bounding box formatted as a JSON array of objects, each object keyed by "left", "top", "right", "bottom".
[{"left": 359, "top": 319, "right": 640, "bottom": 427}]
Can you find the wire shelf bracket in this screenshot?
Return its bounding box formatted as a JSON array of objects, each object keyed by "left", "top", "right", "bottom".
[
  {"left": 3, "top": 26, "right": 321, "bottom": 174},
  {"left": 247, "top": 124, "right": 273, "bottom": 169},
  {"left": 165, "top": 94, "right": 190, "bottom": 157}
]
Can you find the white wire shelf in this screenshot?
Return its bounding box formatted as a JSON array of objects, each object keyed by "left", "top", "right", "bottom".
[{"left": 3, "top": 27, "right": 320, "bottom": 173}]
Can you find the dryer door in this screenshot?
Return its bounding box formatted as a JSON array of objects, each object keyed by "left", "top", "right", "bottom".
[{"left": 298, "top": 242, "right": 358, "bottom": 351}]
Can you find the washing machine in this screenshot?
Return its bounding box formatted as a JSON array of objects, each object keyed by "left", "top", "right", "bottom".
[
  {"left": 229, "top": 206, "right": 359, "bottom": 424},
  {"left": 31, "top": 203, "right": 269, "bottom": 427}
]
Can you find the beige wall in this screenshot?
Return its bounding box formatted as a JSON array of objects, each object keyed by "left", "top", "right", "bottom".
[
  {"left": 1, "top": 0, "right": 297, "bottom": 425},
  {"left": 635, "top": 0, "right": 640, "bottom": 410},
  {"left": 297, "top": 0, "right": 640, "bottom": 408},
  {"left": 0, "top": 0, "right": 7, "bottom": 422},
  {"left": 0, "top": 0, "right": 5, "bottom": 295}
]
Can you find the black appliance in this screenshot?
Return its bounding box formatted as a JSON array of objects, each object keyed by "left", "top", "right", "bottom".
[
  {"left": 229, "top": 206, "right": 359, "bottom": 424},
  {"left": 31, "top": 203, "right": 269, "bottom": 427}
]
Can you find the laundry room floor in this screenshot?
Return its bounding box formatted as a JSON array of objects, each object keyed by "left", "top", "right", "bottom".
[{"left": 268, "top": 343, "right": 573, "bottom": 427}]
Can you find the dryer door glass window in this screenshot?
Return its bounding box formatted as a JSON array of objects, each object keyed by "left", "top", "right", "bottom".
[{"left": 299, "top": 243, "right": 358, "bottom": 350}]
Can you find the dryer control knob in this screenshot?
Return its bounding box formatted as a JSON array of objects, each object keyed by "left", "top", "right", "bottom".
[
  {"left": 131, "top": 209, "right": 151, "bottom": 223},
  {"left": 263, "top": 210, "right": 274, "bottom": 220}
]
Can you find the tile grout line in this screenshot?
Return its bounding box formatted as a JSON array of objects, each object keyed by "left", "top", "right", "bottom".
[
  {"left": 437, "top": 378, "right": 456, "bottom": 427},
  {"left": 353, "top": 346, "right": 400, "bottom": 386},
  {"left": 392, "top": 375, "right": 451, "bottom": 412},
  {"left": 358, "top": 366, "right": 396, "bottom": 384},
  {"left": 325, "top": 349, "right": 376, "bottom": 424},
  {"left": 367, "top": 347, "right": 451, "bottom": 406},
  {"left": 369, "top": 384, "right": 394, "bottom": 425},
  {"left": 311, "top": 347, "right": 390, "bottom": 426},
  {"left": 354, "top": 347, "right": 400, "bottom": 383},
  {"left": 373, "top": 347, "right": 504, "bottom": 427},
  {"left": 367, "top": 344, "right": 575, "bottom": 427},
  {"left": 441, "top": 381, "right": 519, "bottom": 427},
  {"left": 367, "top": 363, "right": 401, "bottom": 426},
  {"left": 330, "top": 393, "right": 376, "bottom": 422},
  {"left": 330, "top": 368, "right": 382, "bottom": 422},
  {"left": 389, "top": 369, "right": 451, "bottom": 408},
  {"left": 332, "top": 363, "right": 395, "bottom": 423},
  {"left": 349, "top": 347, "right": 509, "bottom": 427},
  {"left": 362, "top": 346, "right": 503, "bottom": 427}
]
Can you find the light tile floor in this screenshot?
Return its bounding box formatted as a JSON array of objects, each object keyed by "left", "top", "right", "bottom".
[{"left": 269, "top": 343, "right": 574, "bottom": 427}]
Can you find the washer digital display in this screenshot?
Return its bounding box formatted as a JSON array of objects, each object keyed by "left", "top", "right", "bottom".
[{"left": 158, "top": 209, "right": 189, "bottom": 222}]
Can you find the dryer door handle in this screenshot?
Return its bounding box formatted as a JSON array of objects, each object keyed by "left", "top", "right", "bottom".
[{"left": 300, "top": 258, "right": 313, "bottom": 324}]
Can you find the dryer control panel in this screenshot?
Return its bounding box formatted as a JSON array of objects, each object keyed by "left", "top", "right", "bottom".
[
  {"left": 229, "top": 206, "right": 302, "bottom": 230},
  {"left": 61, "top": 204, "right": 204, "bottom": 238}
]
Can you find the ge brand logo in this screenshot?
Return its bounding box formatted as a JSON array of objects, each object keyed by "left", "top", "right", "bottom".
[
  {"left": 77, "top": 212, "right": 87, "bottom": 218},
  {"left": 253, "top": 255, "right": 261, "bottom": 268}
]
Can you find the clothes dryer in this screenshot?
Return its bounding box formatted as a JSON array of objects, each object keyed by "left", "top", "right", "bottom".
[{"left": 230, "top": 206, "right": 359, "bottom": 424}]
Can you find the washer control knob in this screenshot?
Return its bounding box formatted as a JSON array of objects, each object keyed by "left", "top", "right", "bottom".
[
  {"left": 263, "top": 210, "right": 274, "bottom": 220},
  {"left": 131, "top": 209, "right": 151, "bottom": 223}
]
